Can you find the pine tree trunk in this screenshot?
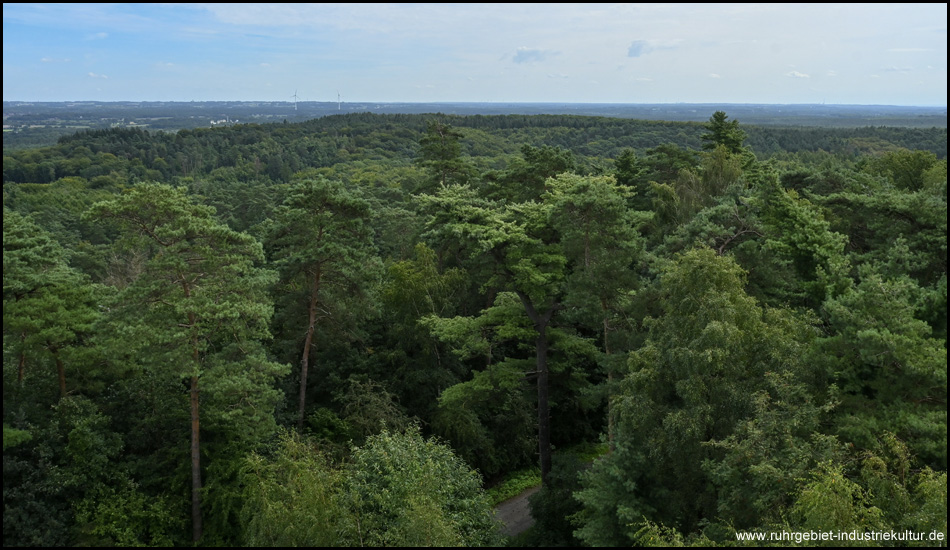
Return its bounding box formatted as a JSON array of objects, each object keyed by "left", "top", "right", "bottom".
[
  {"left": 190, "top": 374, "right": 202, "bottom": 543},
  {"left": 51, "top": 345, "right": 66, "bottom": 399},
  {"left": 184, "top": 282, "right": 202, "bottom": 543},
  {"left": 17, "top": 335, "right": 26, "bottom": 384},
  {"left": 604, "top": 313, "right": 615, "bottom": 452},
  {"left": 536, "top": 324, "right": 552, "bottom": 484},
  {"left": 297, "top": 270, "right": 321, "bottom": 433},
  {"left": 514, "top": 290, "right": 558, "bottom": 485}
]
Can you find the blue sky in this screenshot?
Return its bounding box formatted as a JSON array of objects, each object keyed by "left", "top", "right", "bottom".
[{"left": 3, "top": 3, "right": 946, "bottom": 105}]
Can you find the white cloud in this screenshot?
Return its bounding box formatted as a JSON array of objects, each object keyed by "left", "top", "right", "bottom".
[
  {"left": 786, "top": 71, "right": 810, "bottom": 78},
  {"left": 87, "top": 72, "right": 108, "bottom": 79},
  {"left": 709, "top": 73, "right": 721, "bottom": 79}
]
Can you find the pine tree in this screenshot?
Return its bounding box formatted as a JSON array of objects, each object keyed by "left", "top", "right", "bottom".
[{"left": 86, "top": 184, "right": 287, "bottom": 542}]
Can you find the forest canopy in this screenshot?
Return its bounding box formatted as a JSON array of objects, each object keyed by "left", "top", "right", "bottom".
[{"left": 3, "top": 110, "right": 946, "bottom": 546}]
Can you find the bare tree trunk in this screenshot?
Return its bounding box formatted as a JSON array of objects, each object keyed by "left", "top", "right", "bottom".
[
  {"left": 604, "top": 313, "right": 615, "bottom": 452},
  {"left": 536, "top": 324, "right": 552, "bottom": 484},
  {"left": 49, "top": 344, "right": 66, "bottom": 399},
  {"left": 190, "top": 374, "right": 202, "bottom": 543},
  {"left": 183, "top": 281, "right": 202, "bottom": 544},
  {"left": 18, "top": 333, "right": 26, "bottom": 383},
  {"left": 515, "top": 290, "right": 559, "bottom": 485},
  {"left": 297, "top": 270, "right": 321, "bottom": 433}
]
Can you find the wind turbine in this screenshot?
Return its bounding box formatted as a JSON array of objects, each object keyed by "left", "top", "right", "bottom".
[
  {"left": 291, "top": 90, "right": 300, "bottom": 111},
  {"left": 337, "top": 91, "right": 341, "bottom": 111}
]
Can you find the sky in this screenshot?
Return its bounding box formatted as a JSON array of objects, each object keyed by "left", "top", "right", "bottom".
[{"left": 3, "top": 3, "right": 947, "bottom": 106}]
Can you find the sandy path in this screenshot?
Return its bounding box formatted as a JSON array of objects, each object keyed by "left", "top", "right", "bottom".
[{"left": 493, "top": 486, "right": 541, "bottom": 537}]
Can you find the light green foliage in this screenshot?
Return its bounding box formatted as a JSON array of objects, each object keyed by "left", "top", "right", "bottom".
[
  {"left": 242, "top": 428, "right": 502, "bottom": 547},
  {"left": 629, "top": 520, "right": 718, "bottom": 547},
  {"left": 862, "top": 149, "right": 939, "bottom": 191},
  {"left": 648, "top": 180, "right": 683, "bottom": 228},
  {"left": 650, "top": 144, "right": 745, "bottom": 227},
  {"left": 786, "top": 434, "right": 948, "bottom": 544},
  {"left": 423, "top": 291, "right": 536, "bottom": 358},
  {"left": 486, "top": 467, "right": 541, "bottom": 505},
  {"left": 907, "top": 468, "right": 948, "bottom": 537},
  {"left": 415, "top": 183, "right": 509, "bottom": 278},
  {"left": 2, "top": 423, "right": 32, "bottom": 450},
  {"left": 791, "top": 462, "right": 885, "bottom": 536},
  {"left": 377, "top": 243, "right": 470, "bottom": 418},
  {"left": 75, "top": 479, "right": 184, "bottom": 547},
  {"left": 659, "top": 188, "right": 759, "bottom": 258},
  {"left": 383, "top": 243, "right": 467, "bottom": 322},
  {"left": 921, "top": 159, "right": 947, "bottom": 194},
  {"left": 630, "top": 520, "right": 690, "bottom": 547},
  {"left": 345, "top": 428, "right": 503, "bottom": 547},
  {"left": 677, "top": 145, "right": 744, "bottom": 211},
  {"left": 242, "top": 431, "right": 349, "bottom": 547},
  {"left": 495, "top": 199, "right": 568, "bottom": 304}
]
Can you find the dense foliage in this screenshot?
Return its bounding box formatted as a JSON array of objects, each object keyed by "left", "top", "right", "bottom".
[{"left": 4, "top": 110, "right": 946, "bottom": 546}]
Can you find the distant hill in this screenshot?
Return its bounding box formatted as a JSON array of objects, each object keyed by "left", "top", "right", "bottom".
[{"left": 3, "top": 101, "right": 946, "bottom": 151}]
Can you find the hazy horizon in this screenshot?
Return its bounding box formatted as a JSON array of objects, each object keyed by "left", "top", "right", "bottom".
[{"left": 4, "top": 100, "right": 947, "bottom": 108}]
